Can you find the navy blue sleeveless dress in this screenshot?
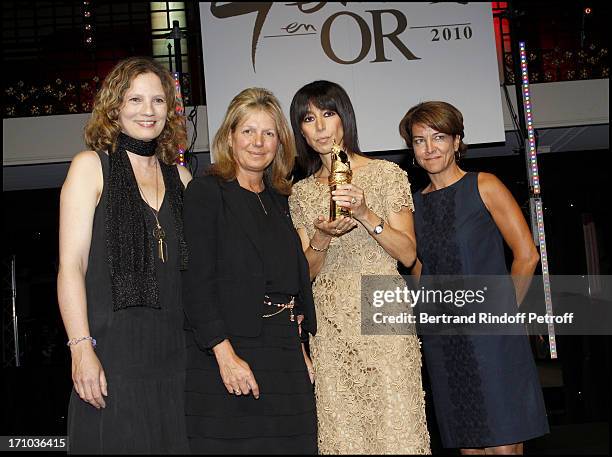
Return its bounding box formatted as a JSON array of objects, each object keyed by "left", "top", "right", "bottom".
[
  {"left": 66, "top": 151, "right": 189, "bottom": 454},
  {"left": 413, "top": 172, "right": 549, "bottom": 448}
]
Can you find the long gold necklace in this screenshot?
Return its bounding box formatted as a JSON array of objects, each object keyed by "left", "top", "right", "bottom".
[
  {"left": 136, "top": 160, "right": 167, "bottom": 263},
  {"left": 245, "top": 179, "right": 268, "bottom": 215},
  {"left": 255, "top": 190, "right": 268, "bottom": 215}
]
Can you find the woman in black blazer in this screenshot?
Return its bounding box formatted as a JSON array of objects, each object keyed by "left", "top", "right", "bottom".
[{"left": 182, "top": 87, "right": 317, "bottom": 454}]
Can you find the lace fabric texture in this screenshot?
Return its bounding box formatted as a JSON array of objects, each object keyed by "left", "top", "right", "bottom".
[{"left": 289, "top": 160, "right": 430, "bottom": 454}]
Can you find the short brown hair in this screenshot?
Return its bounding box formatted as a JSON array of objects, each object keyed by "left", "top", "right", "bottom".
[
  {"left": 399, "top": 101, "right": 467, "bottom": 159},
  {"left": 84, "top": 56, "right": 186, "bottom": 165},
  {"left": 210, "top": 87, "right": 295, "bottom": 196}
]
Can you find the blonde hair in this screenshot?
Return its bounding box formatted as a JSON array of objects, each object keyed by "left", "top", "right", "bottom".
[
  {"left": 211, "top": 87, "right": 295, "bottom": 195},
  {"left": 84, "top": 56, "right": 186, "bottom": 165}
]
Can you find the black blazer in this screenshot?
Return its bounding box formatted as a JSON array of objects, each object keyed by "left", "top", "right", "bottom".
[{"left": 182, "top": 175, "right": 316, "bottom": 350}]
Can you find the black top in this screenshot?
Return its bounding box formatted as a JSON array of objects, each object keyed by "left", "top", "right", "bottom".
[
  {"left": 86, "top": 151, "right": 185, "bottom": 377},
  {"left": 239, "top": 186, "right": 300, "bottom": 298},
  {"left": 182, "top": 175, "right": 316, "bottom": 351}
]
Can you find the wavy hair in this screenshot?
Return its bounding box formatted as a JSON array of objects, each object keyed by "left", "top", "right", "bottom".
[
  {"left": 290, "top": 80, "right": 363, "bottom": 177},
  {"left": 210, "top": 87, "right": 295, "bottom": 196},
  {"left": 399, "top": 101, "right": 468, "bottom": 161},
  {"left": 84, "top": 56, "right": 186, "bottom": 165}
]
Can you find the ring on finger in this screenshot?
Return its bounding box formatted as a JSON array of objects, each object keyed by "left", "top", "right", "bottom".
[{"left": 351, "top": 197, "right": 357, "bottom": 205}]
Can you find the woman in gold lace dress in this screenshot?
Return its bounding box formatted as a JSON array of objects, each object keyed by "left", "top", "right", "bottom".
[{"left": 288, "top": 80, "right": 430, "bottom": 454}]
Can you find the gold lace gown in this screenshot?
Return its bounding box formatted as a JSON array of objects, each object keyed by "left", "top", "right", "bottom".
[{"left": 289, "top": 160, "right": 431, "bottom": 455}]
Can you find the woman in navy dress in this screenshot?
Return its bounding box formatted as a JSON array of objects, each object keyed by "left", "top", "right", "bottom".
[{"left": 399, "top": 101, "right": 549, "bottom": 454}]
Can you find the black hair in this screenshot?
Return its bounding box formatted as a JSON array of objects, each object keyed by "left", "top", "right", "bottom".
[{"left": 290, "top": 80, "right": 363, "bottom": 177}]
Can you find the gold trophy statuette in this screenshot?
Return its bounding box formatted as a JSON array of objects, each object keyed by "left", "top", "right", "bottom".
[{"left": 328, "top": 140, "right": 353, "bottom": 221}]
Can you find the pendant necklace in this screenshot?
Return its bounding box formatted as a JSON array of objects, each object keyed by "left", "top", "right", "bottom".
[
  {"left": 255, "top": 189, "right": 268, "bottom": 216},
  {"left": 136, "top": 159, "right": 167, "bottom": 262}
]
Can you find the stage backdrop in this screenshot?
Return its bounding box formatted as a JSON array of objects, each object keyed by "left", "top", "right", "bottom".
[{"left": 200, "top": 2, "right": 504, "bottom": 156}]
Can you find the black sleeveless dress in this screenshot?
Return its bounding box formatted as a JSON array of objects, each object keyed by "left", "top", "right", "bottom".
[
  {"left": 413, "top": 172, "right": 549, "bottom": 448},
  {"left": 67, "top": 151, "right": 189, "bottom": 454}
]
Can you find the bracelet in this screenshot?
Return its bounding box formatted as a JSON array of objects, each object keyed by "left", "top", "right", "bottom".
[
  {"left": 309, "top": 240, "right": 329, "bottom": 252},
  {"left": 67, "top": 336, "right": 97, "bottom": 348}
]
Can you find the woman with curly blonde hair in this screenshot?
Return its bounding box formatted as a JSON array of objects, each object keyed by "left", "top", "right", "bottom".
[{"left": 58, "top": 56, "right": 192, "bottom": 453}]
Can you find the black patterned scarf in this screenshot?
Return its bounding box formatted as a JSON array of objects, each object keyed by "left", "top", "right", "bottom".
[{"left": 106, "top": 132, "right": 188, "bottom": 311}]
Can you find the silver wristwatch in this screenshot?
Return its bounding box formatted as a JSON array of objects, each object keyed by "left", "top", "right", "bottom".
[{"left": 372, "top": 219, "right": 385, "bottom": 235}]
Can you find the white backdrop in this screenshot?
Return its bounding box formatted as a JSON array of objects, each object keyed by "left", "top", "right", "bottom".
[{"left": 200, "top": 2, "right": 504, "bottom": 156}]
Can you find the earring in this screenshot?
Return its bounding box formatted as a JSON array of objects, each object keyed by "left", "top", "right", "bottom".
[{"left": 412, "top": 157, "right": 420, "bottom": 168}]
